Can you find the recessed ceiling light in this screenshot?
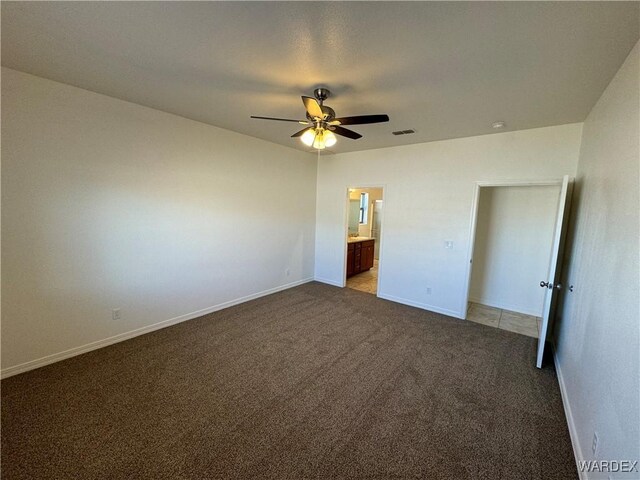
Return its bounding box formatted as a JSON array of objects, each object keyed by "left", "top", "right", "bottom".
[{"left": 492, "top": 121, "right": 506, "bottom": 129}]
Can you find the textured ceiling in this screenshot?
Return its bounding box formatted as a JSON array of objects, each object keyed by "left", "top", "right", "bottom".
[{"left": 2, "top": 1, "right": 639, "bottom": 153}]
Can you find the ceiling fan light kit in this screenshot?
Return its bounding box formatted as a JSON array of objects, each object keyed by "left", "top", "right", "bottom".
[
  {"left": 301, "top": 128, "right": 337, "bottom": 149},
  {"left": 250, "top": 88, "right": 389, "bottom": 150}
]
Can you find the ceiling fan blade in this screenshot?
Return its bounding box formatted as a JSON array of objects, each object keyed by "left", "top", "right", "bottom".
[
  {"left": 331, "top": 125, "right": 362, "bottom": 140},
  {"left": 331, "top": 114, "right": 389, "bottom": 126},
  {"left": 291, "top": 127, "right": 313, "bottom": 138},
  {"left": 302, "top": 96, "right": 324, "bottom": 119},
  {"left": 251, "top": 116, "right": 309, "bottom": 124}
]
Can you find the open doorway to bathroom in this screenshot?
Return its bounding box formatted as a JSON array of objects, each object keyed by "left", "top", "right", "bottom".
[{"left": 345, "top": 187, "right": 383, "bottom": 295}]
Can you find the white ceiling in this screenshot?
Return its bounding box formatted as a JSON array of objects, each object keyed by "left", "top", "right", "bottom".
[{"left": 2, "top": 2, "right": 638, "bottom": 154}]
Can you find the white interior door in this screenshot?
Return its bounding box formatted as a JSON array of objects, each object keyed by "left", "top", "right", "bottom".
[{"left": 536, "top": 175, "right": 573, "bottom": 368}]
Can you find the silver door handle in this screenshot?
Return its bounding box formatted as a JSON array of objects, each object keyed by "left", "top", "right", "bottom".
[
  {"left": 555, "top": 283, "right": 562, "bottom": 290},
  {"left": 540, "top": 281, "right": 550, "bottom": 288}
]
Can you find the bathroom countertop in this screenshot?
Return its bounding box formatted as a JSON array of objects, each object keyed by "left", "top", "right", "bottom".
[{"left": 347, "top": 236, "right": 374, "bottom": 244}]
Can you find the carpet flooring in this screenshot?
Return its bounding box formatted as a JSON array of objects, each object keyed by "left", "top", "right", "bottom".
[{"left": 1, "top": 282, "right": 577, "bottom": 479}]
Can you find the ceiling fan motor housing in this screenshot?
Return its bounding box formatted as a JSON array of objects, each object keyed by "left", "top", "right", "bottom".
[{"left": 306, "top": 106, "right": 336, "bottom": 123}]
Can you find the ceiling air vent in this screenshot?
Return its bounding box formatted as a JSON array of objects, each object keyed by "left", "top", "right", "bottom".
[{"left": 392, "top": 129, "right": 416, "bottom": 135}]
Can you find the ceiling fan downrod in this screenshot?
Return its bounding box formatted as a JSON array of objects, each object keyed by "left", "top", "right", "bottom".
[{"left": 313, "top": 87, "right": 331, "bottom": 105}]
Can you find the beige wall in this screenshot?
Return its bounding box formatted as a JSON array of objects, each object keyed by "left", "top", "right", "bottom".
[
  {"left": 315, "top": 123, "right": 582, "bottom": 317},
  {"left": 554, "top": 41, "right": 639, "bottom": 471},
  {"left": 1, "top": 68, "right": 317, "bottom": 376}
]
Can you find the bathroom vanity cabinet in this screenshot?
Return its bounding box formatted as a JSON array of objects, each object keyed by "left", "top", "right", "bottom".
[{"left": 346, "top": 238, "right": 375, "bottom": 277}]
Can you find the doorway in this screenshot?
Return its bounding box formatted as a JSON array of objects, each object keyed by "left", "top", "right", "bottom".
[
  {"left": 464, "top": 176, "right": 572, "bottom": 368},
  {"left": 465, "top": 183, "right": 562, "bottom": 338},
  {"left": 344, "top": 187, "right": 384, "bottom": 295}
]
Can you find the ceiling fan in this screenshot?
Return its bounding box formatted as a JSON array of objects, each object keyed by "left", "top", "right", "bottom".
[{"left": 250, "top": 88, "right": 389, "bottom": 150}]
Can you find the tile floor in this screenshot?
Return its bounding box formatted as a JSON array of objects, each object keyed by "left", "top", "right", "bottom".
[
  {"left": 346, "top": 260, "right": 378, "bottom": 295},
  {"left": 467, "top": 302, "right": 541, "bottom": 338}
]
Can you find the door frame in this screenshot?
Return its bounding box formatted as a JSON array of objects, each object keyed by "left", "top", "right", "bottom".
[
  {"left": 461, "top": 178, "right": 565, "bottom": 319},
  {"left": 342, "top": 185, "right": 386, "bottom": 294}
]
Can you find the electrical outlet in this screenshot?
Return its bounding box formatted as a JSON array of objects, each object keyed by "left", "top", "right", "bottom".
[
  {"left": 592, "top": 432, "right": 598, "bottom": 455},
  {"left": 426, "top": 287, "right": 432, "bottom": 294},
  {"left": 112, "top": 308, "right": 121, "bottom": 321}
]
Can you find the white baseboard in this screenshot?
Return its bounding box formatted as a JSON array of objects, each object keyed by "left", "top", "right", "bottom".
[
  {"left": 553, "top": 343, "right": 585, "bottom": 480},
  {"left": 376, "top": 292, "right": 463, "bottom": 319},
  {"left": 468, "top": 296, "right": 542, "bottom": 317},
  {"left": 313, "top": 276, "right": 344, "bottom": 288},
  {"left": 0, "top": 277, "right": 314, "bottom": 379}
]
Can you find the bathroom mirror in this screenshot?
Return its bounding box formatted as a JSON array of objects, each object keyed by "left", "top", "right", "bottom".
[{"left": 348, "top": 200, "right": 360, "bottom": 235}]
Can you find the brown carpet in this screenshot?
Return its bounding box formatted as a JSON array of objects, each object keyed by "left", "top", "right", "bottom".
[{"left": 1, "top": 282, "right": 577, "bottom": 479}]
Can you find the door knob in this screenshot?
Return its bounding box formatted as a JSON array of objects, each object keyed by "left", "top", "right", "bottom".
[
  {"left": 555, "top": 283, "right": 562, "bottom": 290},
  {"left": 540, "top": 281, "right": 550, "bottom": 288}
]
